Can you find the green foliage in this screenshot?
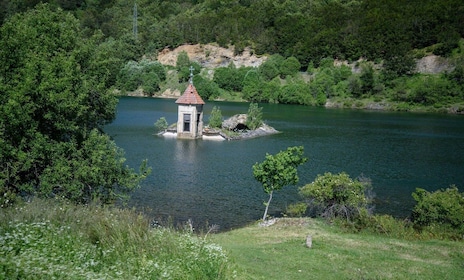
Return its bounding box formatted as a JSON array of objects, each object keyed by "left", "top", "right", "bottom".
[
  {"left": 193, "top": 75, "right": 221, "bottom": 100},
  {"left": 299, "top": 172, "right": 372, "bottom": 221},
  {"left": 177, "top": 52, "right": 192, "bottom": 70},
  {"left": 411, "top": 186, "right": 464, "bottom": 234},
  {"left": 259, "top": 55, "right": 281, "bottom": 81},
  {"left": 279, "top": 56, "right": 301, "bottom": 78},
  {"left": 4, "top": 0, "right": 462, "bottom": 71},
  {"left": 40, "top": 129, "right": 150, "bottom": 204},
  {"left": 0, "top": 4, "right": 149, "bottom": 205},
  {"left": 285, "top": 202, "right": 308, "bottom": 218},
  {"left": 117, "top": 59, "right": 166, "bottom": 94},
  {"left": 245, "top": 103, "right": 263, "bottom": 130},
  {"left": 0, "top": 199, "right": 231, "bottom": 279},
  {"left": 208, "top": 106, "right": 223, "bottom": 129},
  {"left": 154, "top": 117, "right": 168, "bottom": 132},
  {"left": 242, "top": 70, "right": 263, "bottom": 102},
  {"left": 118, "top": 61, "right": 142, "bottom": 91},
  {"left": 178, "top": 62, "right": 202, "bottom": 83},
  {"left": 213, "top": 64, "right": 250, "bottom": 92},
  {"left": 176, "top": 51, "right": 203, "bottom": 83},
  {"left": 253, "top": 146, "right": 307, "bottom": 221}
]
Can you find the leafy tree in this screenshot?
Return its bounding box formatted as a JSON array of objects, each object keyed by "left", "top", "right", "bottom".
[
  {"left": 360, "top": 64, "right": 375, "bottom": 95},
  {"left": 279, "top": 82, "right": 309, "bottom": 105},
  {"left": 118, "top": 61, "right": 142, "bottom": 91},
  {"left": 259, "top": 55, "right": 281, "bottom": 81},
  {"left": 117, "top": 59, "right": 166, "bottom": 94},
  {"left": 0, "top": 4, "right": 149, "bottom": 205},
  {"left": 279, "top": 56, "right": 301, "bottom": 78},
  {"left": 213, "top": 63, "right": 246, "bottom": 92},
  {"left": 176, "top": 50, "right": 191, "bottom": 70},
  {"left": 299, "top": 172, "right": 372, "bottom": 221},
  {"left": 208, "top": 106, "right": 223, "bottom": 129},
  {"left": 193, "top": 75, "right": 221, "bottom": 100},
  {"left": 411, "top": 186, "right": 464, "bottom": 232},
  {"left": 253, "top": 146, "right": 308, "bottom": 221},
  {"left": 245, "top": 103, "right": 263, "bottom": 130},
  {"left": 242, "top": 70, "right": 263, "bottom": 102}
]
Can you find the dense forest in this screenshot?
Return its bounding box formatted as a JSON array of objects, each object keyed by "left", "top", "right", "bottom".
[
  {"left": 1, "top": 0, "right": 464, "bottom": 113},
  {"left": 1, "top": 0, "right": 463, "bottom": 64}
]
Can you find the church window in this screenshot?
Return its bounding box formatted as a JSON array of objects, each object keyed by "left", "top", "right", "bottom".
[{"left": 183, "top": 114, "right": 191, "bottom": 132}]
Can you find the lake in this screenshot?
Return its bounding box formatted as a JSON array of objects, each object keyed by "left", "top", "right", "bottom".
[{"left": 105, "top": 97, "right": 464, "bottom": 230}]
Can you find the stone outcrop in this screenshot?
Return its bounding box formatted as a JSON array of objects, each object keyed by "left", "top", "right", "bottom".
[
  {"left": 220, "top": 114, "right": 279, "bottom": 140},
  {"left": 157, "top": 44, "right": 267, "bottom": 69}
]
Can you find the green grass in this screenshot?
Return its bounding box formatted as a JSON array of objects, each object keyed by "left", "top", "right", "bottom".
[
  {"left": 212, "top": 218, "right": 464, "bottom": 280},
  {"left": 0, "top": 199, "right": 231, "bottom": 279},
  {"left": 2, "top": 200, "right": 463, "bottom": 279}
]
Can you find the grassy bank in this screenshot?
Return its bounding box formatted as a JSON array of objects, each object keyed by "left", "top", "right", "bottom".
[
  {"left": 1, "top": 200, "right": 463, "bottom": 279},
  {"left": 212, "top": 218, "right": 464, "bottom": 280},
  {"left": 0, "top": 199, "right": 231, "bottom": 279}
]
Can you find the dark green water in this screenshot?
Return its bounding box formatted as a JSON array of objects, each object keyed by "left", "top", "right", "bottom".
[{"left": 105, "top": 97, "right": 464, "bottom": 230}]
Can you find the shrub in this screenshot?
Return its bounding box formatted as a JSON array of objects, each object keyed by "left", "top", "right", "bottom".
[
  {"left": 285, "top": 202, "right": 308, "bottom": 217},
  {"left": 245, "top": 103, "right": 263, "bottom": 130},
  {"left": 208, "top": 106, "right": 223, "bottom": 129},
  {"left": 411, "top": 186, "right": 464, "bottom": 235},
  {"left": 117, "top": 60, "right": 142, "bottom": 91},
  {"left": 299, "top": 172, "right": 372, "bottom": 221},
  {"left": 154, "top": 117, "right": 168, "bottom": 132},
  {"left": 192, "top": 75, "right": 221, "bottom": 100},
  {"left": 280, "top": 56, "right": 301, "bottom": 78},
  {"left": 117, "top": 60, "right": 166, "bottom": 94}
]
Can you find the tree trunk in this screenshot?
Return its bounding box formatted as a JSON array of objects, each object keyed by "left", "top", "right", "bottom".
[{"left": 262, "top": 190, "right": 273, "bottom": 221}]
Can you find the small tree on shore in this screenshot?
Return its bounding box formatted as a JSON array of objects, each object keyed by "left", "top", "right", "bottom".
[{"left": 253, "top": 146, "right": 308, "bottom": 221}]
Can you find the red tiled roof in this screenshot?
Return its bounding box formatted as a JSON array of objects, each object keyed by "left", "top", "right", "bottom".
[{"left": 175, "top": 83, "right": 205, "bottom": 105}]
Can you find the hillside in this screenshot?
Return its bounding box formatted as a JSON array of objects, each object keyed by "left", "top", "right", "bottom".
[
  {"left": 157, "top": 44, "right": 454, "bottom": 74},
  {"left": 157, "top": 44, "right": 267, "bottom": 69}
]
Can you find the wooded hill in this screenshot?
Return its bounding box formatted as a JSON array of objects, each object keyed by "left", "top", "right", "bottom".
[
  {"left": 1, "top": 0, "right": 463, "bottom": 67},
  {"left": 1, "top": 0, "right": 464, "bottom": 112}
]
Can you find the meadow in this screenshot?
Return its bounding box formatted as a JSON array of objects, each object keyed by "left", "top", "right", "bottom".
[{"left": 1, "top": 199, "right": 463, "bottom": 279}]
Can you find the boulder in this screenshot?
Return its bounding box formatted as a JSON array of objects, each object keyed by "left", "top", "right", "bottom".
[{"left": 222, "top": 114, "right": 249, "bottom": 131}]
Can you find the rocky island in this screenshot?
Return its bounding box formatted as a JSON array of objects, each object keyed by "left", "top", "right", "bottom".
[
  {"left": 205, "top": 113, "right": 279, "bottom": 140},
  {"left": 160, "top": 113, "right": 279, "bottom": 141}
]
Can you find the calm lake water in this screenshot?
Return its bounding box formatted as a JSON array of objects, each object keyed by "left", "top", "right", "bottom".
[{"left": 105, "top": 97, "right": 464, "bottom": 230}]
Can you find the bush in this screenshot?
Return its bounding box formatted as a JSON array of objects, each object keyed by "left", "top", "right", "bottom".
[
  {"left": 245, "top": 103, "right": 263, "bottom": 130},
  {"left": 117, "top": 60, "right": 166, "bottom": 94},
  {"left": 154, "top": 117, "right": 168, "bottom": 132},
  {"left": 208, "top": 106, "right": 223, "bottom": 129},
  {"left": 191, "top": 75, "right": 220, "bottom": 100},
  {"left": 411, "top": 186, "right": 464, "bottom": 234},
  {"left": 280, "top": 56, "right": 301, "bottom": 78},
  {"left": 299, "top": 172, "right": 372, "bottom": 221},
  {"left": 285, "top": 202, "right": 308, "bottom": 217},
  {"left": 117, "top": 60, "right": 142, "bottom": 91}
]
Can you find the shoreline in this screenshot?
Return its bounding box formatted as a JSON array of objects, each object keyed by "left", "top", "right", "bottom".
[{"left": 123, "top": 93, "right": 464, "bottom": 115}]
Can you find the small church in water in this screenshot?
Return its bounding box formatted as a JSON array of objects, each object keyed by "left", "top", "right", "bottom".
[{"left": 175, "top": 67, "right": 205, "bottom": 139}]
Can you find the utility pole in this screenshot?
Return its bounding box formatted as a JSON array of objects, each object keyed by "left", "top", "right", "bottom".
[{"left": 133, "top": 3, "right": 138, "bottom": 40}]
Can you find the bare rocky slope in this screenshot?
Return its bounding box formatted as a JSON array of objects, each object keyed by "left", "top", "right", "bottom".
[
  {"left": 157, "top": 44, "right": 267, "bottom": 68},
  {"left": 157, "top": 44, "right": 453, "bottom": 73}
]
